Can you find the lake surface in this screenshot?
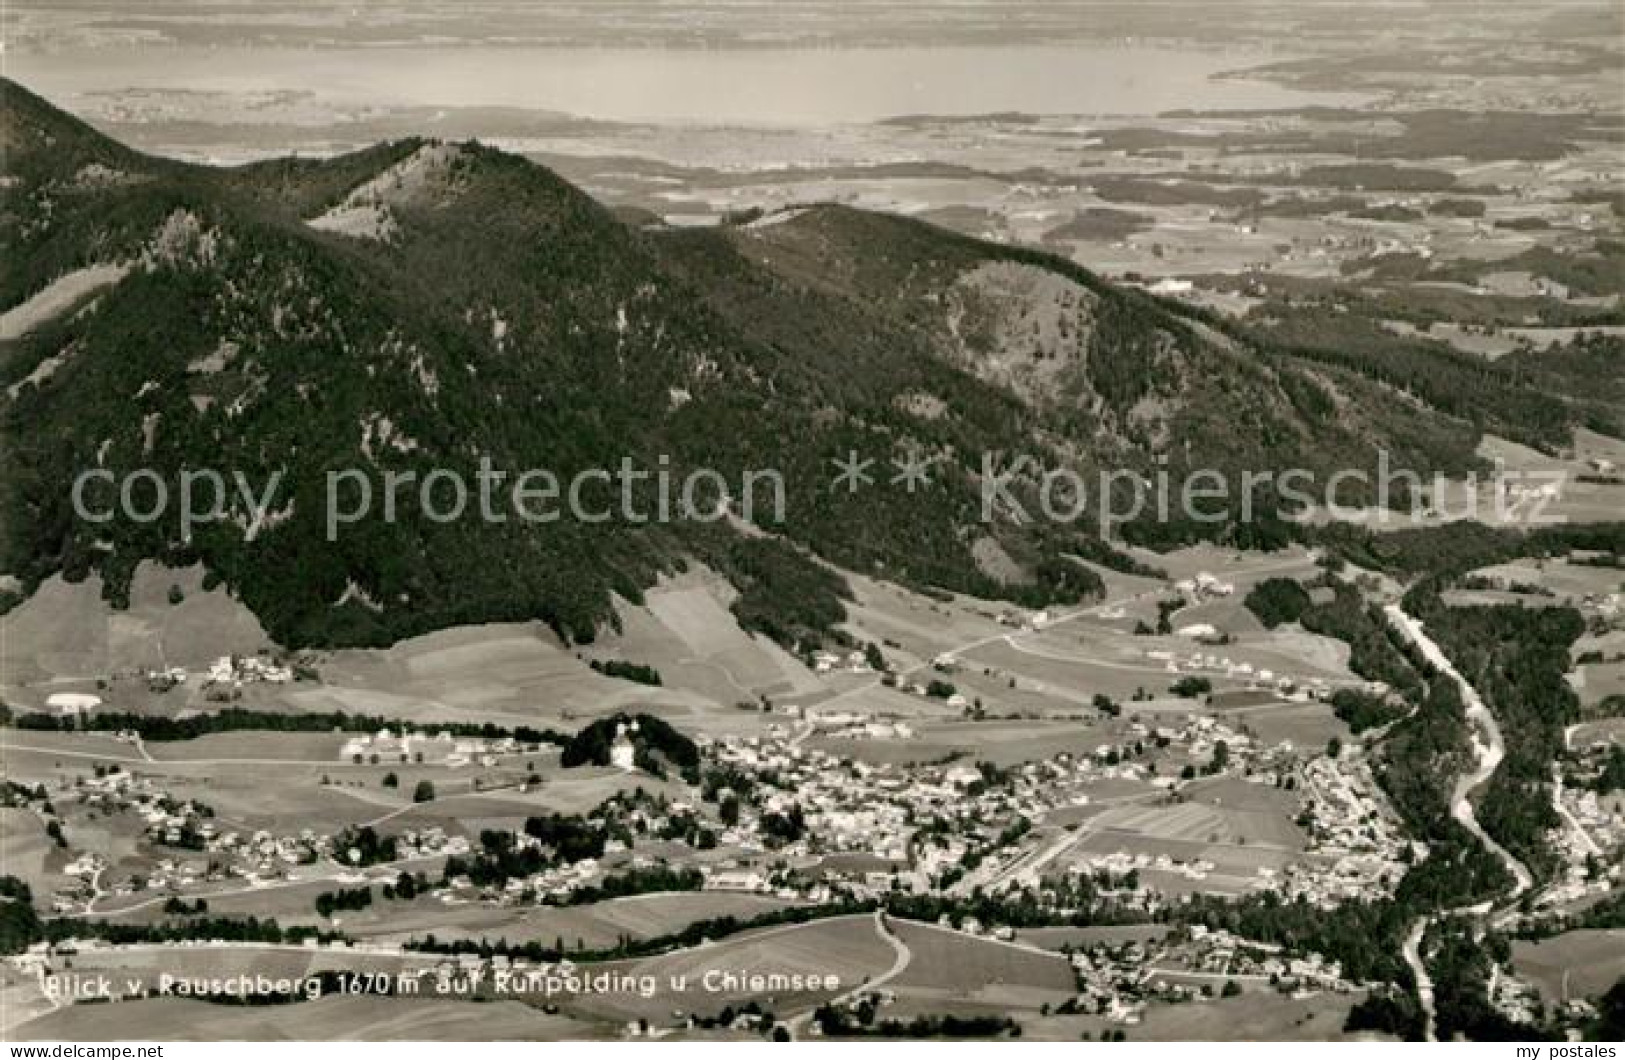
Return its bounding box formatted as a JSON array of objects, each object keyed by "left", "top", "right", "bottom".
[{"left": 11, "top": 44, "right": 1366, "bottom": 125}]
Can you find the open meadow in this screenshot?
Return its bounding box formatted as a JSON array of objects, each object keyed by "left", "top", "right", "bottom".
[
  {"left": 883, "top": 919, "right": 1075, "bottom": 1013},
  {"left": 557, "top": 913, "right": 895, "bottom": 1024},
  {"left": 1512, "top": 929, "right": 1625, "bottom": 1006}
]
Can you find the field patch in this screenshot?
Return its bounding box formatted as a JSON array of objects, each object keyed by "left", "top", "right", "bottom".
[
  {"left": 1060, "top": 783, "right": 1306, "bottom": 895},
  {"left": 306, "top": 622, "right": 714, "bottom": 729},
  {"left": 1217, "top": 701, "right": 1348, "bottom": 750},
  {"left": 1026, "top": 989, "right": 1366, "bottom": 1041},
  {"left": 1087, "top": 799, "right": 1300, "bottom": 849},
  {"left": 1512, "top": 929, "right": 1625, "bottom": 1004},
  {"left": 596, "top": 570, "right": 824, "bottom": 706},
  {"left": 563, "top": 913, "right": 891, "bottom": 1023},
  {"left": 813, "top": 718, "right": 1114, "bottom": 768},
  {"left": 885, "top": 919, "right": 1074, "bottom": 1009},
  {"left": 0, "top": 564, "right": 271, "bottom": 695}
]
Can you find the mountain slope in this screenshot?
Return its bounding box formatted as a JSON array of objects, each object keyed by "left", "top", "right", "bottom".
[{"left": 0, "top": 79, "right": 1601, "bottom": 650}]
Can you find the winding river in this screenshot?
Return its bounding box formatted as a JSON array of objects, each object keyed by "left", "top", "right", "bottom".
[{"left": 1383, "top": 604, "right": 1535, "bottom": 1041}]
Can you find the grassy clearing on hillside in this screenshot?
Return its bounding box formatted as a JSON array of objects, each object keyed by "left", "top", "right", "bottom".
[
  {"left": 885, "top": 919, "right": 1074, "bottom": 1008},
  {"left": 0, "top": 807, "right": 58, "bottom": 898},
  {"left": 1218, "top": 701, "right": 1349, "bottom": 749},
  {"left": 596, "top": 570, "right": 823, "bottom": 701},
  {"left": 560, "top": 913, "right": 892, "bottom": 1023},
  {"left": 0, "top": 564, "right": 271, "bottom": 692},
  {"left": 309, "top": 622, "right": 688, "bottom": 723},
  {"left": 1025, "top": 989, "right": 1369, "bottom": 1041},
  {"left": 810, "top": 718, "right": 1109, "bottom": 768},
  {"left": 1512, "top": 929, "right": 1625, "bottom": 1004}
]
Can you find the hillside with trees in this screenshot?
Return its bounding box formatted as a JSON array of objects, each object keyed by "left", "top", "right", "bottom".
[{"left": 2, "top": 79, "right": 1620, "bottom": 654}]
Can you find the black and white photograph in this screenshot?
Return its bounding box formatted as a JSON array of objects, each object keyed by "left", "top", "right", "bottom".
[{"left": 0, "top": 0, "right": 1622, "bottom": 1047}]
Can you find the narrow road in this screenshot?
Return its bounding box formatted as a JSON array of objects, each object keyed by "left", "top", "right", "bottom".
[
  {"left": 784, "top": 911, "right": 911, "bottom": 1039},
  {"left": 1551, "top": 766, "right": 1602, "bottom": 859},
  {"left": 81, "top": 852, "right": 445, "bottom": 918},
  {"left": 0, "top": 741, "right": 534, "bottom": 772},
  {"left": 0, "top": 743, "right": 379, "bottom": 768},
  {"left": 82, "top": 865, "right": 106, "bottom": 915},
  {"left": 964, "top": 789, "right": 1165, "bottom": 895},
  {"left": 807, "top": 554, "right": 1306, "bottom": 718},
  {"left": 806, "top": 598, "right": 1110, "bottom": 716}
]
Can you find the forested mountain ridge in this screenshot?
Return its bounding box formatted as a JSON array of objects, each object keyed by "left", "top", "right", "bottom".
[{"left": 0, "top": 79, "right": 1614, "bottom": 649}]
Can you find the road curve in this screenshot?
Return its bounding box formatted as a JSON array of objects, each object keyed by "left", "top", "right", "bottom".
[{"left": 785, "top": 911, "right": 911, "bottom": 1039}]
